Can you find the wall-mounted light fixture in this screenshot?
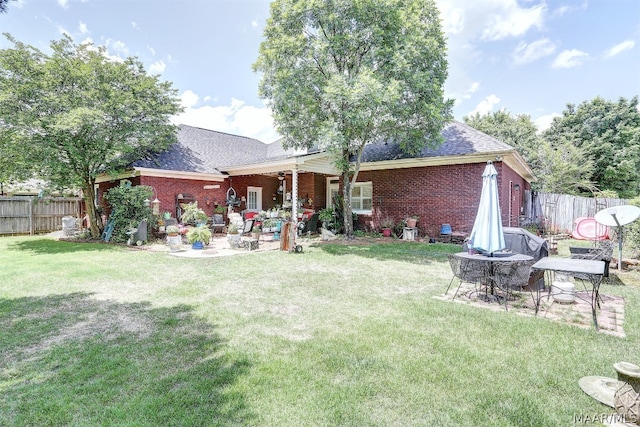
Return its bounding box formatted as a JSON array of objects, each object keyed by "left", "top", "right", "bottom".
[{"left": 514, "top": 184, "right": 521, "bottom": 191}]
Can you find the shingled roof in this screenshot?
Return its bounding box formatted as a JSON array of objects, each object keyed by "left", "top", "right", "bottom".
[
  {"left": 360, "top": 121, "right": 514, "bottom": 163},
  {"left": 134, "top": 121, "right": 523, "bottom": 176},
  {"left": 133, "top": 125, "right": 315, "bottom": 173}
]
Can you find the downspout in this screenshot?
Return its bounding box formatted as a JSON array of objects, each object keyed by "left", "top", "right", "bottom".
[{"left": 508, "top": 181, "right": 513, "bottom": 227}]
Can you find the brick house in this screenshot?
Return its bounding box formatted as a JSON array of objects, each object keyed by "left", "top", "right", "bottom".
[{"left": 95, "top": 121, "right": 534, "bottom": 238}]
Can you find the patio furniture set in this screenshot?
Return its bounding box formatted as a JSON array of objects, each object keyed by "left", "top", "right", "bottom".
[{"left": 446, "top": 239, "right": 607, "bottom": 331}]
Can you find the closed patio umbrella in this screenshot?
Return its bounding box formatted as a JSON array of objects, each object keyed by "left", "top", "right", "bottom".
[{"left": 469, "top": 161, "right": 505, "bottom": 255}]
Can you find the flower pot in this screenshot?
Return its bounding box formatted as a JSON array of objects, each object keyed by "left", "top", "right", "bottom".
[
  {"left": 192, "top": 241, "right": 204, "bottom": 250},
  {"left": 227, "top": 233, "right": 241, "bottom": 248},
  {"left": 406, "top": 218, "right": 417, "bottom": 228},
  {"left": 382, "top": 228, "right": 392, "bottom": 237},
  {"left": 166, "top": 234, "right": 183, "bottom": 252}
]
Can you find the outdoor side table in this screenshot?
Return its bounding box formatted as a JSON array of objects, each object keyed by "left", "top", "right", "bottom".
[
  {"left": 402, "top": 227, "right": 417, "bottom": 241},
  {"left": 531, "top": 257, "right": 605, "bottom": 330}
]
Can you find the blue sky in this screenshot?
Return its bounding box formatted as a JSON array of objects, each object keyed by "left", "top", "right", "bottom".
[{"left": 1, "top": 0, "right": 638, "bottom": 143}]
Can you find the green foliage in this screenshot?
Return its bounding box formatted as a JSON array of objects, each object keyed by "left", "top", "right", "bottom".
[
  {"left": 104, "top": 184, "right": 152, "bottom": 244},
  {"left": 464, "top": 110, "right": 542, "bottom": 173},
  {"left": 180, "top": 202, "right": 208, "bottom": 225},
  {"left": 380, "top": 217, "right": 395, "bottom": 229},
  {"left": 165, "top": 225, "right": 180, "bottom": 235},
  {"left": 0, "top": 0, "right": 15, "bottom": 13},
  {"left": 0, "top": 34, "right": 182, "bottom": 237},
  {"left": 535, "top": 139, "right": 595, "bottom": 195},
  {"left": 318, "top": 208, "right": 335, "bottom": 224},
  {"left": 626, "top": 197, "right": 640, "bottom": 253},
  {"left": 543, "top": 96, "right": 640, "bottom": 198},
  {"left": 254, "top": 0, "right": 453, "bottom": 237},
  {"left": 186, "top": 225, "right": 212, "bottom": 245}
]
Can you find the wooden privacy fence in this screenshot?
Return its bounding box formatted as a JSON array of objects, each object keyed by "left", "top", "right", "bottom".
[
  {"left": 522, "top": 191, "right": 629, "bottom": 234},
  {"left": 0, "top": 196, "right": 82, "bottom": 235}
]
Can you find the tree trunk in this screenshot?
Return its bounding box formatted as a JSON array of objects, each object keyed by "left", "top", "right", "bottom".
[
  {"left": 342, "top": 169, "right": 354, "bottom": 239},
  {"left": 82, "top": 180, "right": 102, "bottom": 238}
]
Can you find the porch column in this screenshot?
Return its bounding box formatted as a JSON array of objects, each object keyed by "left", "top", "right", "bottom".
[{"left": 291, "top": 168, "right": 299, "bottom": 230}]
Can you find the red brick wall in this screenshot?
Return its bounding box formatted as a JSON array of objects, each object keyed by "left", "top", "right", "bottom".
[
  {"left": 97, "top": 177, "right": 229, "bottom": 220},
  {"left": 495, "top": 163, "right": 528, "bottom": 228},
  {"left": 97, "top": 161, "right": 528, "bottom": 236},
  {"left": 354, "top": 162, "right": 526, "bottom": 237}
]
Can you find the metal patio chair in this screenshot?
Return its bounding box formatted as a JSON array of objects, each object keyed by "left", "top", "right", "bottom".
[
  {"left": 491, "top": 259, "right": 537, "bottom": 311},
  {"left": 446, "top": 254, "right": 491, "bottom": 300}
]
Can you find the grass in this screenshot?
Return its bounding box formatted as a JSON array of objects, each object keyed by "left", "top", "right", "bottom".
[{"left": 1, "top": 235, "right": 639, "bottom": 426}]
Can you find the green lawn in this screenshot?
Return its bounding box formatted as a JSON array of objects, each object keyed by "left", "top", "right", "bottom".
[{"left": 1, "top": 235, "right": 639, "bottom": 426}]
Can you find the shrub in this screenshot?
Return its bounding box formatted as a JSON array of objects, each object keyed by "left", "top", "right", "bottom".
[{"left": 104, "top": 184, "right": 152, "bottom": 244}]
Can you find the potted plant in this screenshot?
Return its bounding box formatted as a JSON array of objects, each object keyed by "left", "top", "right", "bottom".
[
  {"left": 406, "top": 215, "right": 419, "bottom": 228},
  {"left": 318, "top": 207, "right": 334, "bottom": 230},
  {"left": 251, "top": 225, "right": 262, "bottom": 240},
  {"left": 227, "top": 224, "right": 241, "bottom": 248},
  {"left": 380, "top": 218, "right": 394, "bottom": 237},
  {"left": 180, "top": 202, "right": 208, "bottom": 226},
  {"left": 186, "top": 225, "right": 212, "bottom": 249},
  {"left": 166, "top": 225, "right": 183, "bottom": 251},
  {"left": 262, "top": 218, "right": 274, "bottom": 232}
]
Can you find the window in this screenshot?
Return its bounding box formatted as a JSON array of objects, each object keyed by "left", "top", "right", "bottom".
[
  {"left": 327, "top": 179, "right": 372, "bottom": 215},
  {"left": 247, "top": 186, "right": 262, "bottom": 211},
  {"left": 351, "top": 183, "right": 372, "bottom": 212}
]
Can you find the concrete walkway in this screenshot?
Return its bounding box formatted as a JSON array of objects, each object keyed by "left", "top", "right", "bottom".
[{"left": 148, "top": 235, "right": 283, "bottom": 258}]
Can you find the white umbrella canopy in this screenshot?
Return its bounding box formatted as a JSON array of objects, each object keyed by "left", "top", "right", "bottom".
[{"left": 469, "top": 162, "right": 506, "bottom": 255}]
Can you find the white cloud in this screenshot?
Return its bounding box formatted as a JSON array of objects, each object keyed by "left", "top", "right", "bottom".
[
  {"left": 469, "top": 94, "right": 501, "bottom": 116},
  {"left": 131, "top": 21, "right": 140, "bottom": 30},
  {"left": 252, "top": 19, "right": 259, "bottom": 29},
  {"left": 172, "top": 96, "right": 280, "bottom": 143},
  {"left": 58, "top": 0, "right": 69, "bottom": 8},
  {"left": 604, "top": 40, "right": 635, "bottom": 58},
  {"left": 148, "top": 60, "right": 166, "bottom": 74},
  {"left": 551, "top": 49, "right": 588, "bottom": 68},
  {"left": 78, "top": 21, "right": 88, "bottom": 34},
  {"left": 179, "top": 90, "right": 199, "bottom": 108},
  {"left": 513, "top": 38, "right": 556, "bottom": 65},
  {"left": 534, "top": 113, "right": 561, "bottom": 133},
  {"left": 436, "top": 0, "right": 548, "bottom": 116},
  {"left": 147, "top": 46, "right": 156, "bottom": 56},
  {"left": 480, "top": 2, "right": 546, "bottom": 40},
  {"left": 551, "top": 0, "right": 587, "bottom": 17},
  {"left": 437, "top": 0, "right": 546, "bottom": 42},
  {"left": 109, "top": 40, "right": 128, "bottom": 56}
]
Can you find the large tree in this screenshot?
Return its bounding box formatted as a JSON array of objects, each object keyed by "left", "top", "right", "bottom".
[
  {"left": 254, "top": 0, "right": 453, "bottom": 237},
  {"left": 543, "top": 96, "right": 640, "bottom": 198},
  {"left": 0, "top": 34, "right": 182, "bottom": 237},
  {"left": 464, "top": 110, "right": 541, "bottom": 171}
]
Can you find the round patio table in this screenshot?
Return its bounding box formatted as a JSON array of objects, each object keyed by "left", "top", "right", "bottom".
[{"left": 450, "top": 252, "right": 534, "bottom": 299}]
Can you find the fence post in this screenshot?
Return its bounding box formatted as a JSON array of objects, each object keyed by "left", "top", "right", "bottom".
[{"left": 29, "top": 197, "right": 34, "bottom": 235}]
